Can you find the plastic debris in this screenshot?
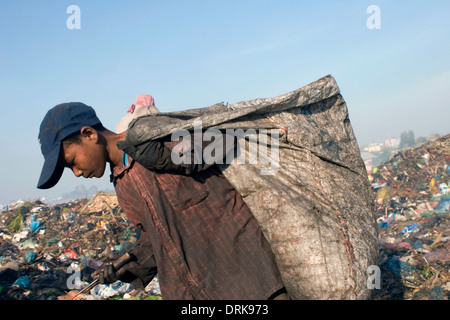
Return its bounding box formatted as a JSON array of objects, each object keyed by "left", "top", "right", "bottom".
[
  {"left": 386, "top": 259, "right": 412, "bottom": 279},
  {"left": 400, "top": 223, "right": 419, "bottom": 235},
  {"left": 371, "top": 134, "right": 450, "bottom": 300},
  {"left": 0, "top": 192, "right": 161, "bottom": 300},
  {"left": 29, "top": 220, "right": 41, "bottom": 233},
  {"left": 423, "top": 249, "right": 450, "bottom": 263},
  {"left": 412, "top": 286, "right": 444, "bottom": 300},
  {"left": 25, "top": 251, "right": 36, "bottom": 262},
  {"left": 13, "top": 276, "right": 30, "bottom": 289},
  {"left": 64, "top": 248, "right": 78, "bottom": 259},
  {"left": 90, "top": 280, "right": 135, "bottom": 299},
  {"left": 435, "top": 198, "right": 450, "bottom": 212}
]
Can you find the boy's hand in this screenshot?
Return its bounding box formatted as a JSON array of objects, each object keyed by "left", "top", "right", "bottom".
[
  {"left": 95, "top": 262, "right": 119, "bottom": 284},
  {"left": 92, "top": 252, "right": 135, "bottom": 284}
]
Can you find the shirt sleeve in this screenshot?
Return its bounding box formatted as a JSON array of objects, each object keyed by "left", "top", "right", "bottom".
[
  {"left": 119, "top": 132, "right": 236, "bottom": 175},
  {"left": 124, "top": 224, "right": 158, "bottom": 288},
  {"left": 113, "top": 184, "right": 158, "bottom": 288}
]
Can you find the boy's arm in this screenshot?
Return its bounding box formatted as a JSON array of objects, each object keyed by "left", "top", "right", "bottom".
[
  {"left": 110, "top": 191, "right": 158, "bottom": 288},
  {"left": 122, "top": 225, "right": 158, "bottom": 288},
  {"left": 95, "top": 224, "right": 157, "bottom": 289},
  {"left": 117, "top": 132, "right": 235, "bottom": 175}
]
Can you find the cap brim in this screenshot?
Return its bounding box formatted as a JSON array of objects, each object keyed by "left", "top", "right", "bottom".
[{"left": 37, "top": 143, "right": 65, "bottom": 189}]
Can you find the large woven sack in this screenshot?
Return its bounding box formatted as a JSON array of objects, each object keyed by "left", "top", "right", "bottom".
[{"left": 122, "top": 75, "right": 379, "bottom": 299}]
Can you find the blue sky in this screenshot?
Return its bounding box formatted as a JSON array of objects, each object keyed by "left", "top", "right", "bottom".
[{"left": 1, "top": 1, "right": 449, "bottom": 204}]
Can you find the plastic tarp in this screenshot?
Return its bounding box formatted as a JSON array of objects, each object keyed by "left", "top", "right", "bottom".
[{"left": 121, "top": 75, "right": 379, "bottom": 299}]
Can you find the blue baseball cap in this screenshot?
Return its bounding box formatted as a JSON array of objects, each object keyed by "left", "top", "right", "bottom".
[{"left": 37, "top": 102, "right": 102, "bottom": 189}]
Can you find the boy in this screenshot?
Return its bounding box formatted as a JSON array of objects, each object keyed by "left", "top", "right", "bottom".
[{"left": 37, "top": 102, "right": 287, "bottom": 300}]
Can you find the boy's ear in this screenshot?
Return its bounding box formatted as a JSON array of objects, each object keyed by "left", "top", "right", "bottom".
[{"left": 80, "top": 126, "right": 99, "bottom": 143}]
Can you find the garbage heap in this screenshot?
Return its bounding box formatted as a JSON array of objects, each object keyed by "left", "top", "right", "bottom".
[
  {"left": 370, "top": 134, "right": 450, "bottom": 300},
  {"left": 1, "top": 135, "right": 449, "bottom": 301},
  {"left": 0, "top": 192, "right": 161, "bottom": 300}
]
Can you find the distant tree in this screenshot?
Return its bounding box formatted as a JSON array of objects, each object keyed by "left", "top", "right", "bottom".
[
  {"left": 427, "top": 133, "right": 441, "bottom": 142},
  {"left": 416, "top": 136, "right": 427, "bottom": 145},
  {"left": 399, "top": 130, "right": 415, "bottom": 149}
]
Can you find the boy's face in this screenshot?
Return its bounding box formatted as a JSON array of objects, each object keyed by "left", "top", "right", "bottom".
[{"left": 61, "top": 127, "right": 108, "bottom": 179}]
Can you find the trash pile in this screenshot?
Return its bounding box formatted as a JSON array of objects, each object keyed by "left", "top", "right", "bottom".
[
  {"left": 0, "top": 192, "right": 161, "bottom": 300},
  {"left": 2, "top": 135, "right": 449, "bottom": 301},
  {"left": 370, "top": 134, "right": 450, "bottom": 300}
]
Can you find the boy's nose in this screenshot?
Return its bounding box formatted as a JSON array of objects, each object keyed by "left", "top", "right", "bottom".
[{"left": 73, "top": 167, "right": 83, "bottom": 177}]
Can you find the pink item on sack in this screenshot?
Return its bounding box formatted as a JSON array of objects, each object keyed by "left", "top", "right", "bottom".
[
  {"left": 128, "top": 95, "right": 155, "bottom": 114},
  {"left": 117, "top": 94, "right": 158, "bottom": 133},
  {"left": 127, "top": 104, "right": 136, "bottom": 113},
  {"left": 135, "top": 94, "right": 154, "bottom": 107}
]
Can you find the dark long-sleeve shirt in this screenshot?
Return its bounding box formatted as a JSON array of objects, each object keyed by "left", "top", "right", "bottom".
[{"left": 110, "top": 136, "right": 284, "bottom": 300}]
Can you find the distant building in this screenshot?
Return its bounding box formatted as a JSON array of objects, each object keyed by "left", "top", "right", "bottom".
[
  {"left": 360, "top": 151, "right": 377, "bottom": 174},
  {"left": 362, "top": 137, "right": 400, "bottom": 153},
  {"left": 384, "top": 137, "right": 400, "bottom": 149},
  {"left": 364, "top": 143, "right": 383, "bottom": 153}
]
